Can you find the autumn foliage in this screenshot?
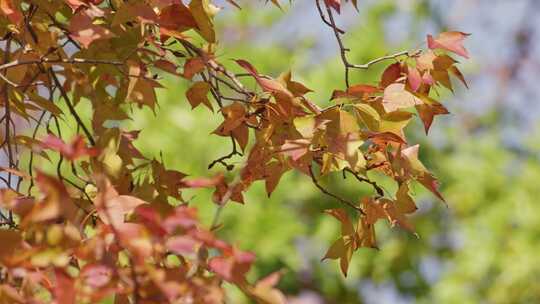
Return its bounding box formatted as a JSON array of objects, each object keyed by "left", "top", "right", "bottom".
[{"left": 0, "top": 0, "right": 469, "bottom": 303}]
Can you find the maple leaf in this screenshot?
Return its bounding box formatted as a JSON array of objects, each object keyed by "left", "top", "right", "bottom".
[
  {"left": 190, "top": 0, "right": 216, "bottom": 43},
  {"left": 264, "top": 161, "right": 287, "bottom": 197},
  {"left": 360, "top": 197, "right": 385, "bottom": 225},
  {"left": 427, "top": 31, "right": 471, "bottom": 58},
  {"left": 381, "top": 198, "right": 416, "bottom": 232},
  {"left": 332, "top": 83, "right": 380, "bottom": 100},
  {"left": 0, "top": 0, "right": 22, "bottom": 25},
  {"left": 322, "top": 209, "right": 357, "bottom": 276},
  {"left": 183, "top": 57, "right": 206, "bottom": 79},
  {"left": 235, "top": 59, "right": 293, "bottom": 98},
  {"left": 209, "top": 247, "right": 256, "bottom": 283},
  {"left": 95, "top": 180, "right": 147, "bottom": 229},
  {"left": 63, "top": 0, "right": 86, "bottom": 11},
  {"left": 68, "top": 12, "right": 114, "bottom": 48},
  {"left": 323, "top": 236, "right": 354, "bottom": 276},
  {"left": 395, "top": 183, "right": 417, "bottom": 214},
  {"left": 382, "top": 83, "right": 422, "bottom": 113},
  {"left": 378, "top": 111, "right": 413, "bottom": 140},
  {"left": 166, "top": 235, "right": 198, "bottom": 255},
  {"left": 186, "top": 81, "right": 214, "bottom": 111},
  {"left": 180, "top": 174, "right": 224, "bottom": 188},
  {"left": 401, "top": 145, "right": 445, "bottom": 202},
  {"left": 280, "top": 139, "right": 311, "bottom": 161},
  {"left": 158, "top": 3, "right": 198, "bottom": 34},
  {"left": 42, "top": 134, "right": 99, "bottom": 161},
  {"left": 415, "top": 98, "right": 450, "bottom": 134},
  {"left": 213, "top": 102, "right": 247, "bottom": 135},
  {"left": 407, "top": 66, "right": 422, "bottom": 92},
  {"left": 24, "top": 172, "right": 79, "bottom": 226},
  {"left": 278, "top": 70, "right": 313, "bottom": 97},
  {"left": 0, "top": 0, "right": 472, "bottom": 294},
  {"left": 80, "top": 264, "right": 113, "bottom": 289},
  {"left": 248, "top": 271, "right": 287, "bottom": 304},
  {"left": 354, "top": 103, "right": 380, "bottom": 131},
  {"left": 212, "top": 179, "right": 245, "bottom": 205},
  {"left": 380, "top": 62, "right": 402, "bottom": 88},
  {"left": 325, "top": 0, "right": 341, "bottom": 13},
  {"left": 54, "top": 269, "right": 76, "bottom": 304},
  {"left": 154, "top": 59, "right": 180, "bottom": 76}
]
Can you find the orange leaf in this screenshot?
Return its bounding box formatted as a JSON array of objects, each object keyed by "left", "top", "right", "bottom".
[
  {"left": 0, "top": 0, "right": 22, "bottom": 25},
  {"left": 186, "top": 81, "right": 213, "bottom": 111}
]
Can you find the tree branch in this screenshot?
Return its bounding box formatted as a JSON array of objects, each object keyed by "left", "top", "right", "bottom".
[
  {"left": 309, "top": 165, "right": 365, "bottom": 214},
  {"left": 49, "top": 70, "right": 96, "bottom": 146}
]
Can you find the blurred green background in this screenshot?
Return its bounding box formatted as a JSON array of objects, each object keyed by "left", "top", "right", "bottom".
[{"left": 126, "top": 1, "right": 540, "bottom": 303}]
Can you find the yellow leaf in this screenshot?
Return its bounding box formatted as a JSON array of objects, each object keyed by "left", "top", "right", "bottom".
[{"left": 190, "top": 0, "right": 216, "bottom": 43}]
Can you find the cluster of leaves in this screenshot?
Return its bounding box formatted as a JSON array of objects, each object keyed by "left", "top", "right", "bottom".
[{"left": 0, "top": 0, "right": 468, "bottom": 302}]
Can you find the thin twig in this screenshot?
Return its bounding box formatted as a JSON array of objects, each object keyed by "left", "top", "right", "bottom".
[
  {"left": 49, "top": 70, "right": 96, "bottom": 146},
  {"left": 343, "top": 168, "right": 385, "bottom": 198},
  {"left": 208, "top": 136, "right": 242, "bottom": 170},
  {"left": 0, "top": 57, "right": 124, "bottom": 72},
  {"left": 308, "top": 165, "right": 365, "bottom": 214},
  {"left": 316, "top": 0, "right": 420, "bottom": 87}
]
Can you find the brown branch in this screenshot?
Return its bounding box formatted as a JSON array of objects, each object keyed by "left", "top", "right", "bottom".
[
  {"left": 178, "top": 39, "right": 251, "bottom": 96},
  {"left": 2, "top": 36, "right": 17, "bottom": 226},
  {"left": 308, "top": 165, "right": 365, "bottom": 214},
  {"left": 208, "top": 136, "right": 242, "bottom": 170},
  {"left": 26, "top": 110, "right": 48, "bottom": 195},
  {"left": 0, "top": 57, "right": 124, "bottom": 72},
  {"left": 317, "top": 0, "right": 419, "bottom": 87},
  {"left": 314, "top": 0, "right": 345, "bottom": 34},
  {"left": 49, "top": 70, "right": 96, "bottom": 146},
  {"left": 343, "top": 168, "right": 385, "bottom": 198},
  {"left": 349, "top": 50, "right": 421, "bottom": 69}
]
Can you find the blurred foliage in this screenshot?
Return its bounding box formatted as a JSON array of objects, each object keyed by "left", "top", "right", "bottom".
[{"left": 124, "top": 2, "right": 540, "bottom": 303}]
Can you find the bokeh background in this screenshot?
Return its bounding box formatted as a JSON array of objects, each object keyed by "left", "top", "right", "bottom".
[{"left": 127, "top": 1, "right": 540, "bottom": 303}]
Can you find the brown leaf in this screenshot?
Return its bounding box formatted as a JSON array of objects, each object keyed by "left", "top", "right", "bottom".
[
  {"left": 235, "top": 59, "right": 292, "bottom": 98},
  {"left": 395, "top": 183, "right": 417, "bottom": 214},
  {"left": 186, "top": 81, "right": 213, "bottom": 111},
  {"left": 183, "top": 57, "right": 206, "bottom": 79},
  {"left": 322, "top": 236, "right": 354, "bottom": 277},
  {"left": 360, "top": 197, "right": 385, "bottom": 225},
  {"left": 213, "top": 102, "right": 246, "bottom": 135},
  {"left": 325, "top": 208, "right": 354, "bottom": 236},
  {"left": 415, "top": 100, "right": 449, "bottom": 134},
  {"left": 448, "top": 66, "right": 469, "bottom": 89},
  {"left": 69, "top": 12, "right": 114, "bottom": 48},
  {"left": 158, "top": 3, "right": 197, "bottom": 33},
  {"left": 380, "top": 198, "right": 415, "bottom": 232},
  {"left": 154, "top": 59, "right": 180, "bottom": 76}
]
